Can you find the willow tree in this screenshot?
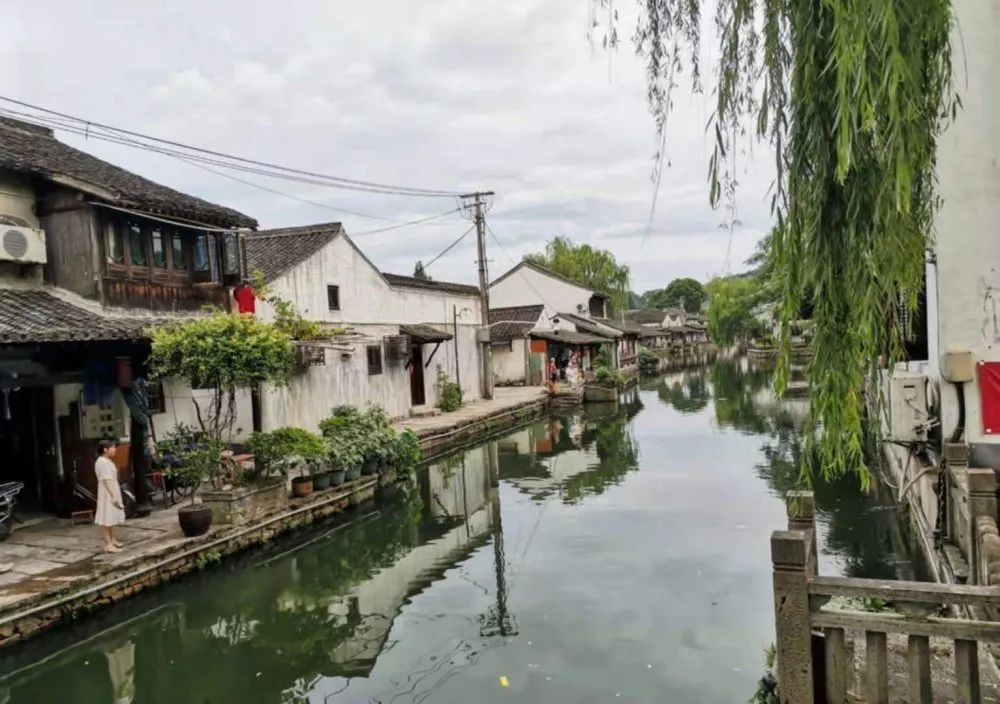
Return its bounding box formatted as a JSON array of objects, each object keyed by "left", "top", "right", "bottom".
[{"left": 608, "top": 0, "right": 957, "bottom": 483}]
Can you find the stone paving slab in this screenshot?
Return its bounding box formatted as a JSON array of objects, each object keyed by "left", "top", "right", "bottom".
[{"left": 394, "top": 386, "right": 546, "bottom": 438}]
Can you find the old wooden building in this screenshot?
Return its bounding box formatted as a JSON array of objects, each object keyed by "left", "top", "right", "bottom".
[{"left": 0, "top": 116, "right": 255, "bottom": 517}]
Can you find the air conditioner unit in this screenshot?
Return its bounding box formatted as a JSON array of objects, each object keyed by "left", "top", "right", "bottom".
[
  {"left": 889, "top": 371, "right": 930, "bottom": 442},
  {"left": 0, "top": 226, "right": 46, "bottom": 264}
]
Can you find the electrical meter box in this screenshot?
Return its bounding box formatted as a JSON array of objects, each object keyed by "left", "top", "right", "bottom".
[{"left": 889, "top": 371, "right": 929, "bottom": 442}]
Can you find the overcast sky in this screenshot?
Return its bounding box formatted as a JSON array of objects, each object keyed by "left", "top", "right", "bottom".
[{"left": 1, "top": 0, "right": 774, "bottom": 293}]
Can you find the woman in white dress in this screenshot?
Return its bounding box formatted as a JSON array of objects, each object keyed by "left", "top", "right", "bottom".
[{"left": 94, "top": 439, "right": 126, "bottom": 553}]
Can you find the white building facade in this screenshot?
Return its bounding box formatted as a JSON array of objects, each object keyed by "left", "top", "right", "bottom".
[{"left": 247, "top": 224, "right": 484, "bottom": 430}]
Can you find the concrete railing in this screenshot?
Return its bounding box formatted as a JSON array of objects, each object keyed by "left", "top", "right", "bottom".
[{"left": 772, "top": 490, "right": 1000, "bottom": 704}]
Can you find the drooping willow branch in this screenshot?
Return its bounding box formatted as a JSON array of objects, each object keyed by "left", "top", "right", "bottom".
[{"left": 603, "top": 0, "right": 958, "bottom": 483}]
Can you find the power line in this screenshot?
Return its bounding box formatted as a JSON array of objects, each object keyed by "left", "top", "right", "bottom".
[
  {"left": 423, "top": 225, "right": 475, "bottom": 270},
  {"left": 0, "top": 107, "right": 449, "bottom": 199},
  {"left": 350, "top": 207, "right": 464, "bottom": 236},
  {"left": 0, "top": 97, "right": 464, "bottom": 198},
  {"left": 177, "top": 157, "right": 462, "bottom": 226}
]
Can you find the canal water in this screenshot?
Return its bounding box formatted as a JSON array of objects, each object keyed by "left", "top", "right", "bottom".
[{"left": 0, "top": 359, "right": 918, "bottom": 704}]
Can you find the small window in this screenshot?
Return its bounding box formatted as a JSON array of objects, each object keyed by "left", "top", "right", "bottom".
[
  {"left": 327, "top": 285, "right": 340, "bottom": 311},
  {"left": 192, "top": 234, "right": 210, "bottom": 272},
  {"left": 366, "top": 345, "right": 383, "bottom": 376},
  {"left": 170, "top": 232, "right": 186, "bottom": 270},
  {"left": 127, "top": 222, "right": 147, "bottom": 267},
  {"left": 105, "top": 223, "right": 125, "bottom": 265},
  {"left": 146, "top": 381, "right": 166, "bottom": 414},
  {"left": 151, "top": 228, "right": 167, "bottom": 268}
]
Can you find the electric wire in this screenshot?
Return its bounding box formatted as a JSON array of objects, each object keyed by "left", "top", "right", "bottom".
[
  {"left": 0, "top": 95, "right": 460, "bottom": 198},
  {"left": 0, "top": 107, "right": 446, "bottom": 199},
  {"left": 422, "top": 226, "right": 475, "bottom": 270},
  {"left": 177, "top": 157, "right": 460, "bottom": 225}
]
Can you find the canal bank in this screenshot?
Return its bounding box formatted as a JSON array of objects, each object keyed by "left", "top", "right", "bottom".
[
  {"left": 0, "top": 360, "right": 922, "bottom": 703},
  {"left": 0, "top": 387, "right": 548, "bottom": 650}
]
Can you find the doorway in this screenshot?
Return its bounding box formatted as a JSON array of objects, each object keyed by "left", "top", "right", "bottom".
[
  {"left": 0, "top": 386, "right": 59, "bottom": 514},
  {"left": 410, "top": 345, "right": 426, "bottom": 406}
]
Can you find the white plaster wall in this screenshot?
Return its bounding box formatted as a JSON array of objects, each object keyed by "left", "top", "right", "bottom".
[
  {"left": 929, "top": 0, "right": 1000, "bottom": 446},
  {"left": 255, "top": 234, "right": 484, "bottom": 425},
  {"left": 490, "top": 266, "right": 596, "bottom": 316},
  {"left": 492, "top": 339, "right": 527, "bottom": 384},
  {"left": 260, "top": 324, "right": 482, "bottom": 430},
  {"left": 262, "top": 235, "right": 483, "bottom": 329},
  {"left": 151, "top": 379, "right": 254, "bottom": 442}
]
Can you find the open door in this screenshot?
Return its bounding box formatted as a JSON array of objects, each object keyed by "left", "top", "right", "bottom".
[{"left": 410, "top": 345, "right": 426, "bottom": 406}]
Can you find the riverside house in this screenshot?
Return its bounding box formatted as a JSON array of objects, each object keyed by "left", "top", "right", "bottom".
[
  {"left": 0, "top": 116, "right": 256, "bottom": 518},
  {"left": 244, "top": 223, "right": 484, "bottom": 429},
  {"left": 488, "top": 260, "right": 622, "bottom": 383}
]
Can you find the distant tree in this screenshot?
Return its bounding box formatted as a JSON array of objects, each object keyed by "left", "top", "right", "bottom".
[
  {"left": 413, "top": 261, "right": 431, "bottom": 280},
  {"left": 526, "top": 236, "right": 631, "bottom": 313},
  {"left": 705, "top": 276, "right": 766, "bottom": 345},
  {"left": 629, "top": 291, "right": 645, "bottom": 309},
  {"left": 644, "top": 278, "right": 705, "bottom": 313}
]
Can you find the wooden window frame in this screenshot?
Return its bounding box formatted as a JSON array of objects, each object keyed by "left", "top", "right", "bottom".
[
  {"left": 366, "top": 345, "right": 383, "bottom": 376},
  {"left": 102, "top": 213, "right": 210, "bottom": 286},
  {"left": 146, "top": 380, "right": 167, "bottom": 414},
  {"left": 327, "top": 284, "right": 340, "bottom": 311}
]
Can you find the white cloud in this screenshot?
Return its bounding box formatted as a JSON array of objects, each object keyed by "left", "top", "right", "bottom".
[{"left": 0, "top": 0, "right": 774, "bottom": 292}]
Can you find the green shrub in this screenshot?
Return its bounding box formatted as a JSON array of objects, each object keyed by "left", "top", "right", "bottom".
[
  {"left": 392, "top": 429, "right": 422, "bottom": 474},
  {"left": 247, "top": 427, "right": 326, "bottom": 482},
  {"left": 435, "top": 368, "right": 462, "bottom": 412}
]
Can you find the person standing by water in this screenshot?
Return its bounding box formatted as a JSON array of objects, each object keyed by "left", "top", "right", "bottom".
[
  {"left": 548, "top": 357, "right": 558, "bottom": 383},
  {"left": 95, "top": 439, "right": 126, "bottom": 553}
]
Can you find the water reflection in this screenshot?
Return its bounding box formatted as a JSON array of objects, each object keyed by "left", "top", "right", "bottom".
[
  {"left": 0, "top": 360, "right": 921, "bottom": 704},
  {"left": 701, "top": 357, "right": 920, "bottom": 580},
  {"left": 496, "top": 390, "right": 641, "bottom": 504}
]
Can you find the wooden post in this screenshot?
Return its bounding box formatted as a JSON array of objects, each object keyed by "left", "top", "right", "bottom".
[
  {"left": 967, "top": 469, "right": 998, "bottom": 585},
  {"left": 771, "top": 530, "right": 815, "bottom": 704}
]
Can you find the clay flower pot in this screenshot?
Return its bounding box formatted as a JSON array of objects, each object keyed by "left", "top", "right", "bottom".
[
  {"left": 178, "top": 504, "right": 213, "bottom": 537},
  {"left": 291, "top": 476, "right": 313, "bottom": 497}
]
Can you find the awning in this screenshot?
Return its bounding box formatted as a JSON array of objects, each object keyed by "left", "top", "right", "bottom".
[
  {"left": 531, "top": 329, "right": 609, "bottom": 345},
  {"left": 400, "top": 323, "right": 453, "bottom": 344}
]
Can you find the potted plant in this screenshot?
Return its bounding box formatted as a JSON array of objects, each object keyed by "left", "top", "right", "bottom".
[
  {"left": 321, "top": 407, "right": 366, "bottom": 482},
  {"left": 390, "top": 429, "right": 422, "bottom": 476},
  {"left": 158, "top": 427, "right": 225, "bottom": 537},
  {"left": 291, "top": 469, "right": 313, "bottom": 498}
]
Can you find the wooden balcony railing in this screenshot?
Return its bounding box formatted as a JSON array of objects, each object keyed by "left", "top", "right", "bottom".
[{"left": 772, "top": 482, "right": 1000, "bottom": 704}]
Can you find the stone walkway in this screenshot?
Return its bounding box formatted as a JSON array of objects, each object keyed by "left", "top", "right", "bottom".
[
  {"left": 393, "top": 386, "right": 547, "bottom": 439},
  {"left": 0, "top": 507, "right": 187, "bottom": 611}
]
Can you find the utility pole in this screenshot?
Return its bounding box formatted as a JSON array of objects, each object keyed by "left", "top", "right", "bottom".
[{"left": 462, "top": 191, "right": 495, "bottom": 400}]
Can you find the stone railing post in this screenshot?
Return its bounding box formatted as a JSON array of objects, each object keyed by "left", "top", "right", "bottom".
[
  {"left": 967, "top": 468, "right": 998, "bottom": 586},
  {"left": 772, "top": 529, "right": 815, "bottom": 704},
  {"left": 787, "top": 491, "right": 818, "bottom": 577}
]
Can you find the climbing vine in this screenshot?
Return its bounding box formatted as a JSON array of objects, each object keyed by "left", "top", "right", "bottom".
[{"left": 603, "top": 0, "right": 958, "bottom": 483}]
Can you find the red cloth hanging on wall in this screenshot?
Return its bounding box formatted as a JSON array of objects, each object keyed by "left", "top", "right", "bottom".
[
  {"left": 977, "top": 361, "right": 1000, "bottom": 435},
  {"left": 233, "top": 286, "right": 256, "bottom": 315}
]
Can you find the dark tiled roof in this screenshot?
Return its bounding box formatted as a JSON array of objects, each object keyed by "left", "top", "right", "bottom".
[
  {"left": 0, "top": 288, "right": 157, "bottom": 344},
  {"left": 626, "top": 309, "right": 667, "bottom": 325},
  {"left": 245, "top": 223, "right": 342, "bottom": 282},
  {"left": 488, "top": 305, "right": 543, "bottom": 341},
  {"left": 383, "top": 273, "right": 479, "bottom": 297},
  {"left": 490, "top": 260, "right": 608, "bottom": 299},
  {"left": 595, "top": 317, "right": 645, "bottom": 335},
  {"left": 530, "top": 329, "right": 608, "bottom": 346},
  {"left": 555, "top": 312, "right": 622, "bottom": 338},
  {"left": 0, "top": 118, "right": 256, "bottom": 228},
  {"left": 400, "top": 323, "right": 452, "bottom": 343}
]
